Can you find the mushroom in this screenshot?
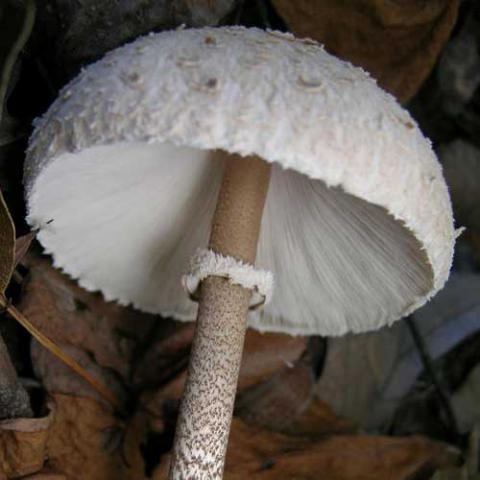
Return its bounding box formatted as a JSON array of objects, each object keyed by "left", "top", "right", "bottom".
[{"left": 24, "top": 27, "right": 456, "bottom": 478}]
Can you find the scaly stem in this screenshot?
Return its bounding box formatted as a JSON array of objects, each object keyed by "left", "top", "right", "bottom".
[{"left": 169, "top": 153, "right": 271, "bottom": 479}]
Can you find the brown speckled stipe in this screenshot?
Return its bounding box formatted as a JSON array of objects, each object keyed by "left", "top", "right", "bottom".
[{"left": 169, "top": 154, "right": 271, "bottom": 478}]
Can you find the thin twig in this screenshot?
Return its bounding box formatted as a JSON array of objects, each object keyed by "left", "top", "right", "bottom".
[
  {"left": 0, "top": 294, "right": 121, "bottom": 410},
  {"left": 405, "top": 315, "right": 460, "bottom": 443}
]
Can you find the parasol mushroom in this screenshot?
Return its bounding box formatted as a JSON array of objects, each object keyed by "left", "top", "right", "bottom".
[{"left": 24, "top": 27, "right": 457, "bottom": 479}]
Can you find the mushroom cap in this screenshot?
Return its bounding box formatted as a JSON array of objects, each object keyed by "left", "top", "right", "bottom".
[{"left": 25, "top": 27, "right": 456, "bottom": 336}]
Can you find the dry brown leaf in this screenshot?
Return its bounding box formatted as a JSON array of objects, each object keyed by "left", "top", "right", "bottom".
[
  {"left": 31, "top": 342, "right": 126, "bottom": 408},
  {"left": 139, "top": 330, "right": 307, "bottom": 435},
  {"left": 239, "top": 331, "right": 306, "bottom": 392},
  {"left": 0, "top": 406, "right": 53, "bottom": 478},
  {"left": 270, "top": 0, "right": 460, "bottom": 102},
  {"left": 46, "top": 394, "right": 145, "bottom": 480},
  {"left": 153, "top": 418, "right": 460, "bottom": 479},
  {"left": 133, "top": 323, "right": 194, "bottom": 389},
  {"left": 134, "top": 322, "right": 306, "bottom": 392},
  {"left": 0, "top": 166, "right": 33, "bottom": 420},
  {"left": 225, "top": 435, "right": 460, "bottom": 480},
  {"left": 21, "top": 254, "right": 305, "bottom": 405},
  {"left": 281, "top": 397, "right": 354, "bottom": 438},
  {"left": 21, "top": 468, "right": 67, "bottom": 479},
  {"left": 20, "top": 254, "right": 158, "bottom": 382},
  {"left": 0, "top": 191, "right": 14, "bottom": 294},
  {"left": 14, "top": 232, "right": 36, "bottom": 269},
  {"left": 235, "top": 352, "right": 314, "bottom": 433}
]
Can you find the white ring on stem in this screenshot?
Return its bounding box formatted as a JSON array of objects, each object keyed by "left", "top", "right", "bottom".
[{"left": 182, "top": 248, "right": 274, "bottom": 309}]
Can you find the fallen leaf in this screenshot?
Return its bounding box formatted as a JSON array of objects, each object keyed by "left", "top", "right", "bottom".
[
  {"left": 20, "top": 254, "right": 158, "bottom": 382},
  {"left": 133, "top": 323, "right": 194, "bottom": 390},
  {"left": 153, "top": 418, "right": 461, "bottom": 479},
  {"left": 315, "top": 272, "right": 480, "bottom": 431},
  {"left": 21, "top": 473, "right": 67, "bottom": 480},
  {"left": 138, "top": 329, "right": 308, "bottom": 442},
  {"left": 0, "top": 155, "right": 32, "bottom": 422},
  {"left": 46, "top": 394, "right": 145, "bottom": 480},
  {"left": 0, "top": 191, "right": 14, "bottom": 295},
  {"left": 21, "top": 471, "right": 67, "bottom": 480},
  {"left": 0, "top": 404, "right": 53, "bottom": 478},
  {"left": 235, "top": 352, "right": 314, "bottom": 433},
  {"left": 14, "top": 232, "right": 36, "bottom": 268},
  {"left": 280, "top": 397, "right": 354, "bottom": 438},
  {"left": 21, "top": 253, "right": 307, "bottom": 400},
  {"left": 270, "top": 0, "right": 460, "bottom": 102},
  {"left": 0, "top": 0, "right": 36, "bottom": 423},
  {"left": 239, "top": 331, "right": 306, "bottom": 392},
  {"left": 134, "top": 322, "right": 306, "bottom": 392},
  {"left": 31, "top": 342, "right": 126, "bottom": 408}
]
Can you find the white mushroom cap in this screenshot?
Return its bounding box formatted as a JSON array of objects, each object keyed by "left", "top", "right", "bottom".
[{"left": 25, "top": 27, "right": 456, "bottom": 336}]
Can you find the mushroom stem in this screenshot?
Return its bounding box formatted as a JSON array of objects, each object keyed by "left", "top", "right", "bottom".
[{"left": 169, "top": 153, "right": 271, "bottom": 479}]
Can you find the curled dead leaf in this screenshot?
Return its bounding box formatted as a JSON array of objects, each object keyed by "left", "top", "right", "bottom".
[
  {"left": 14, "top": 232, "right": 36, "bottom": 269},
  {"left": 0, "top": 404, "right": 53, "bottom": 478},
  {"left": 270, "top": 0, "right": 460, "bottom": 102},
  {"left": 0, "top": 126, "right": 33, "bottom": 422}
]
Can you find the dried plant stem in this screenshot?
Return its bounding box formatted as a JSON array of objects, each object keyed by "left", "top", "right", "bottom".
[
  {"left": 0, "top": 294, "right": 120, "bottom": 410},
  {"left": 169, "top": 154, "right": 271, "bottom": 479}
]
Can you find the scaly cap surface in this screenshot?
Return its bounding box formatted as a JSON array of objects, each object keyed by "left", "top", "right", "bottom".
[{"left": 25, "top": 27, "right": 456, "bottom": 335}]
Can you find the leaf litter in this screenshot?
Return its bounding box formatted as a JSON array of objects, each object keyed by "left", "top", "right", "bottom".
[{"left": 1, "top": 0, "right": 480, "bottom": 478}]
